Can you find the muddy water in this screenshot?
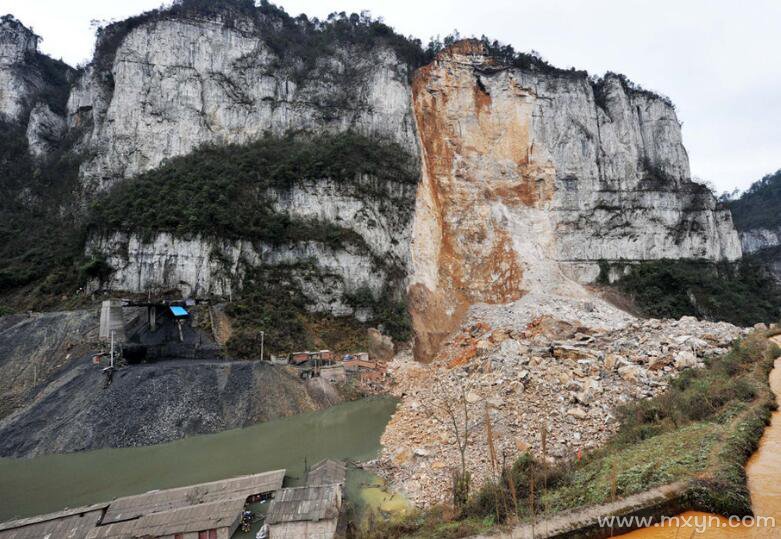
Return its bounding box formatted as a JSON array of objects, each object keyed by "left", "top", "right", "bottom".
[
  {"left": 0, "top": 396, "right": 397, "bottom": 522},
  {"left": 620, "top": 349, "right": 781, "bottom": 538}
]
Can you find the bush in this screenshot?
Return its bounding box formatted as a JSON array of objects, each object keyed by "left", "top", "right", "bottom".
[
  {"left": 611, "top": 258, "right": 781, "bottom": 325},
  {"left": 0, "top": 121, "right": 86, "bottom": 306},
  {"left": 89, "top": 131, "right": 417, "bottom": 246},
  {"left": 728, "top": 169, "right": 781, "bottom": 231},
  {"left": 225, "top": 265, "right": 310, "bottom": 358}
]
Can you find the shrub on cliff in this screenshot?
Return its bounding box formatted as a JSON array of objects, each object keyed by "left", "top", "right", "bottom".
[
  {"left": 0, "top": 121, "right": 87, "bottom": 306},
  {"left": 727, "top": 169, "right": 781, "bottom": 231},
  {"left": 88, "top": 131, "right": 417, "bottom": 247},
  {"left": 611, "top": 258, "right": 780, "bottom": 325},
  {"left": 92, "top": 0, "right": 430, "bottom": 80}
]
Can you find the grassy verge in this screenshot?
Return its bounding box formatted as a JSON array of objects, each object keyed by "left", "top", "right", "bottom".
[{"left": 361, "top": 331, "right": 780, "bottom": 538}]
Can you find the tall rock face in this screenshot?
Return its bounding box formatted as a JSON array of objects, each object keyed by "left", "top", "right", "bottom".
[
  {"left": 728, "top": 170, "right": 781, "bottom": 281},
  {"left": 0, "top": 15, "right": 38, "bottom": 121},
  {"left": 70, "top": 8, "right": 420, "bottom": 322},
  {"left": 0, "top": 12, "right": 745, "bottom": 354},
  {"left": 0, "top": 15, "right": 71, "bottom": 150},
  {"left": 68, "top": 14, "right": 418, "bottom": 192},
  {"left": 408, "top": 41, "right": 741, "bottom": 358},
  {"left": 86, "top": 173, "right": 415, "bottom": 312}
]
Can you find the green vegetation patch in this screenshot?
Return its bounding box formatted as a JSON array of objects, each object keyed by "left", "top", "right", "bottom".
[
  {"left": 366, "top": 332, "right": 780, "bottom": 538},
  {"left": 727, "top": 170, "right": 781, "bottom": 231},
  {"left": 225, "top": 264, "right": 411, "bottom": 359},
  {"left": 608, "top": 258, "right": 781, "bottom": 325},
  {"left": 89, "top": 131, "right": 417, "bottom": 246},
  {"left": 0, "top": 121, "right": 91, "bottom": 309}
]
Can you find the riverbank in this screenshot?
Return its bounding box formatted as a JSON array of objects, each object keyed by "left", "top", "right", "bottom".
[
  {"left": 0, "top": 396, "right": 397, "bottom": 522},
  {"left": 366, "top": 328, "right": 780, "bottom": 538}
]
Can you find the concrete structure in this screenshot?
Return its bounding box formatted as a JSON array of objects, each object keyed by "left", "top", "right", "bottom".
[{"left": 99, "top": 299, "right": 127, "bottom": 343}]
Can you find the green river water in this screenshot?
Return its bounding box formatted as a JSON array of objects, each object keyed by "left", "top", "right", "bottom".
[{"left": 0, "top": 396, "right": 399, "bottom": 522}]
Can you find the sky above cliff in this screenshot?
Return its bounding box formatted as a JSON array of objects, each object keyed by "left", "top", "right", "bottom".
[{"left": 7, "top": 0, "right": 780, "bottom": 193}]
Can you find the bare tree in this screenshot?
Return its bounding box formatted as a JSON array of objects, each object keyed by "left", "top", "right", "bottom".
[{"left": 424, "top": 374, "right": 484, "bottom": 508}]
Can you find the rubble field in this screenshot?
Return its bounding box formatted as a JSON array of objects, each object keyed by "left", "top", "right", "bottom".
[{"left": 374, "top": 293, "right": 747, "bottom": 507}]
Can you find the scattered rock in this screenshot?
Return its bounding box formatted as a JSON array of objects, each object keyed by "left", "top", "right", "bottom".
[
  {"left": 465, "top": 391, "right": 481, "bottom": 404},
  {"left": 674, "top": 350, "right": 698, "bottom": 369},
  {"left": 376, "top": 293, "right": 745, "bottom": 508}
]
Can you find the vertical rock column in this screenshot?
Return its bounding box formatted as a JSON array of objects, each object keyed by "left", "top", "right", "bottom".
[{"left": 408, "top": 40, "right": 558, "bottom": 361}]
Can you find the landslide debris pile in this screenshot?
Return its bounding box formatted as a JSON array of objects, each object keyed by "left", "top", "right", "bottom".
[{"left": 376, "top": 294, "right": 745, "bottom": 506}]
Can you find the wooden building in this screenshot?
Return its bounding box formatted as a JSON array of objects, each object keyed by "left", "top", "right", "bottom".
[{"left": 265, "top": 485, "right": 342, "bottom": 539}]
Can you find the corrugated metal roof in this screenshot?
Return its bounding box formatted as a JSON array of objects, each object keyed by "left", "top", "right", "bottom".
[
  {"left": 0, "top": 503, "right": 108, "bottom": 539},
  {"left": 307, "top": 459, "right": 346, "bottom": 487},
  {"left": 101, "top": 469, "right": 285, "bottom": 525},
  {"left": 86, "top": 498, "right": 245, "bottom": 538},
  {"left": 266, "top": 485, "right": 341, "bottom": 525}
]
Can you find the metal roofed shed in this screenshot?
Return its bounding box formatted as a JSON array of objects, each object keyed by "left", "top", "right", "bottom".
[
  {"left": 99, "top": 469, "right": 285, "bottom": 525},
  {"left": 265, "top": 485, "right": 342, "bottom": 539},
  {"left": 306, "top": 459, "right": 346, "bottom": 487},
  {"left": 0, "top": 503, "right": 108, "bottom": 539},
  {"left": 0, "top": 470, "right": 286, "bottom": 539},
  {"left": 86, "top": 499, "right": 246, "bottom": 538}
]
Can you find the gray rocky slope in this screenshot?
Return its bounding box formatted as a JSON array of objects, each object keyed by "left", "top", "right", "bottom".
[{"left": 0, "top": 310, "right": 341, "bottom": 457}]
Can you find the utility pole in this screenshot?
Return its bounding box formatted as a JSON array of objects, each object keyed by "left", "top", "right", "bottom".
[
  {"left": 110, "top": 330, "right": 115, "bottom": 368},
  {"left": 260, "top": 331, "right": 265, "bottom": 361}
]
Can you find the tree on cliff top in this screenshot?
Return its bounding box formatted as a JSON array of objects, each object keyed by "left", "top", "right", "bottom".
[{"left": 728, "top": 169, "right": 781, "bottom": 231}]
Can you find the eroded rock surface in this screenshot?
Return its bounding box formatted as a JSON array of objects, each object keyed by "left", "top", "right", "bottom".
[
  {"left": 408, "top": 41, "right": 741, "bottom": 359},
  {"left": 69, "top": 15, "right": 418, "bottom": 191}
]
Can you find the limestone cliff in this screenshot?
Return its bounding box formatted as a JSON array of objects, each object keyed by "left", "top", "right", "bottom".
[
  {"left": 68, "top": 12, "right": 418, "bottom": 192},
  {"left": 0, "top": 15, "right": 39, "bottom": 121},
  {"left": 0, "top": 15, "right": 71, "bottom": 149},
  {"left": 0, "top": 9, "right": 745, "bottom": 356},
  {"left": 69, "top": 7, "right": 421, "bottom": 323},
  {"left": 408, "top": 41, "right": 741, "bottom": 358},
  {"left": 728, "top": 170, "right": 781, "bottom": 281}
]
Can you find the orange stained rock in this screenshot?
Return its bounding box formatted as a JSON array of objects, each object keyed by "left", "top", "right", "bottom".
[{"left": 409, "top": 40, "right": 560, "bottom": 360}]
